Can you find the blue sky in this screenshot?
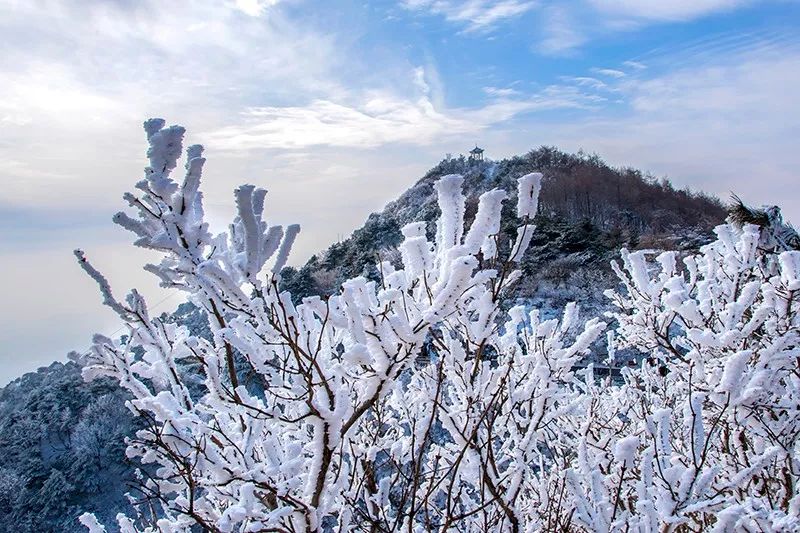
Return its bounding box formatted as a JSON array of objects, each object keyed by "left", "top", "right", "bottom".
[{"left": 1, "top": 0, "right": 799, "bottom": 384}]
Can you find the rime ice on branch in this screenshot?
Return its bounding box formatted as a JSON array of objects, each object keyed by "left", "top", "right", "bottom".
[
  {"left": 75, "top": 120, "right": 799, "bottom": 532},
  {"left": 75, "top": 119, "right": 575, "bottom": 532}
]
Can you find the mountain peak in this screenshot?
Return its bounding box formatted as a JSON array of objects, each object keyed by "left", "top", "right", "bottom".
[{"left": 281, "top": 146, "right": 726, "bottom": 303}]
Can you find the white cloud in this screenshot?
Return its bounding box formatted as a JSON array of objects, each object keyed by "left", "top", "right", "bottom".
[
  {"left": 623, "top": 60, "right": 647, "bottom": 70},
  {"left": 588, "top": 0, "right": 753, "bottom": 21},
  {"left": 204, "top": 97, "right": 472, "bottom": 150},
  {"left": 562, "top": 76, "right": 609, "bottom": 90},
  {"left": 402, "top": 0, "right": 536, "bottom": 32},
  {"left": 537, "top": 5, "right": 587, "bottom": 54},
  {"left": 203, "top": 69, "right": 600, "bottom": 151},
  {"left": 483, "top": 86, "right": 522, "bottom": 96},
  {"left": 532, "top": 1, "right": 763, "bottom": 56},
  {"left": 0, "top": 0, "right": 350, "bottom": 210},
  {"left": 233, "top": 0, "right": 281, "bottom": 17},
  {"left": 0, "top": 0, "right": 360, "bottom": 383},
  {"left": 592, "top": 67, "right": 626, "bottom": 78},
  {"left": 533, "top": 47, "right": 800, "bottom": 228},
  {"left": 0, "top": 0, "right": 344, "bottom": 105}
]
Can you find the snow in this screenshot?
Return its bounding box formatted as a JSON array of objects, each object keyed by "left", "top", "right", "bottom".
[
  {"left": 614, "top": 436, "right": 639, "bottom": 469},
  {"left": 75, "top": 119, "right": 800, "bottom": 532},
  {"left": 516, "top": 172, "right": 542, "bottom": 219},
  {"left": 271, "top": 223, "right": 300, "bottom": 274},
  {"left": 433, "top": 174, "right": 465, "bottom": 253},
  {"left": 463, "top": 189, "right": 506, "bottom": 254},
  {"left": 779, "top": 251, "right": 800, "bottom": 291}
]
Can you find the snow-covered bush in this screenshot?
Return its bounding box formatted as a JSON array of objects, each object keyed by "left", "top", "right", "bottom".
[
  {"left": 75, "top": 120, "right": 799, "bottom": 532},
  {"left": 566, "top": 220, "right": 800, "bottom": 531}
]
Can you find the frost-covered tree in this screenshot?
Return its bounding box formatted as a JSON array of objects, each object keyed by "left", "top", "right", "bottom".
[
  {"left": 75, "top": 120, "right": 799, "bottom": 532},
  {"left": 74, "top": 120, "right": 579, "bottom": 532},
  {"left": 0, "top": 360, "right": 140, "bottom": 531},
  {"left": 556, "top": 217, "right": 800, "bottom": 531}
]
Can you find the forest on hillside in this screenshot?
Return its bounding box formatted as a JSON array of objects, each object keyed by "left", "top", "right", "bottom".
[{"left": 282, "top": 147, "right": 725, "bottom": 304}]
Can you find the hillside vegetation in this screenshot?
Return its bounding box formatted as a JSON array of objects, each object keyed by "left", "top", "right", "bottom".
[{"left": 282, "top": 148, "right": 725, "bottom": 306}]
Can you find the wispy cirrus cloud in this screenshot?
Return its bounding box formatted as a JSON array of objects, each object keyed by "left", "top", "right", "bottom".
[
  {"left": 591, "top": 67, "right": 627, "bottom": 78},
  {"left": 531, "top": 0, "right": 767, "bottom": 55},
  {"left": 401, "top": 0, "right": 537, "bottom": 32},
  {"left": 483, "top": 86, "right": 522, "bottom": 97},
  {"left": 559, "top": 76, "right": 609, "bottom": 90},
  {"left": 537, "top": 4, "right": 587, "bottom": 54},
  {"left": 204, "top": 97, "right": 473, "bottom": 150},
  {"left": 399, "top": 0, "right": 768, "bottom": 56},
  {"left": 523, "top": 43, "right": 800, "bottom": 228},
  {"left": 203, "top": 69, "right": 602, "bottom": 151},
  {"left": 588, "top": 0, "right": 754, "bottom": 21},
  {"left": 622, "top": 60, "right": 647, "bottom": 70},
  {"left": 0, "top": 0, "right": 348, "bottom": 205}
]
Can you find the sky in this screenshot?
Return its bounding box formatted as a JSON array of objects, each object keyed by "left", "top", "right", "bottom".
[{"left": 1, "top": 0, "right": 799, "bottom": 385}]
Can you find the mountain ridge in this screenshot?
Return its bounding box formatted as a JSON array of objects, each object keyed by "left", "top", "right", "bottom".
[{"left": 281, "top": 146, "right": 725, "bottom": 303}]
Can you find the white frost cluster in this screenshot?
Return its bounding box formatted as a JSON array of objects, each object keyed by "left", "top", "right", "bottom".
[
  {"left": 75, "top": 120, "right": 800, "bottom": 532},
  {"left": 516, "top": 171, "right": 542, "bottom": 219}
]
